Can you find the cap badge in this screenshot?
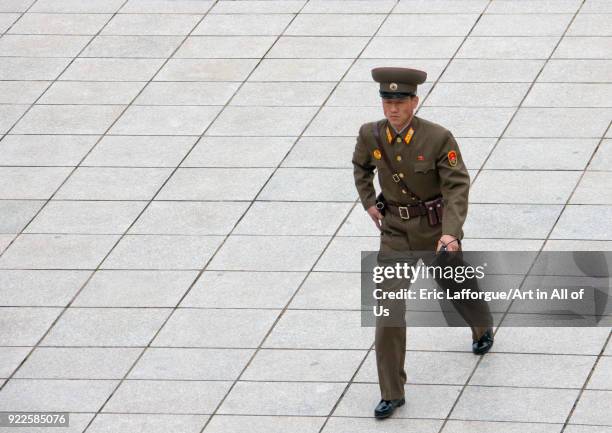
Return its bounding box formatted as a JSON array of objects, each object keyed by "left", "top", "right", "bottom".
[
  {"left": 448, "top": 150, "right": 458, "bottom": 167},
  {"left": 373, "top": 149, "right": 382, "bottom": 160},
  {"left": 389, "top": 82, "right": 398, "bottom": 91}
]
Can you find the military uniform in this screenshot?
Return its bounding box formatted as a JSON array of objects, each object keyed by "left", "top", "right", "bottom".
[{"left": 352, "top": 67, "right": 493, "bottom": 416}]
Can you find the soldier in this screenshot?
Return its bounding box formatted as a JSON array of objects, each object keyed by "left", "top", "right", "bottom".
[{"left": 352, "top": 67, "right": 494, "bottom": 419}]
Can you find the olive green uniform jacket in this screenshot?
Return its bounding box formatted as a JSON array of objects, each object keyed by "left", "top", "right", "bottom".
[{"left": 352, "top": 116, "right": 470, "bottom": 248}]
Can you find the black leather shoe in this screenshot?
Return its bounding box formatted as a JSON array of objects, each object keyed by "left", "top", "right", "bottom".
[
  {"left": 374, "top": 397, "right": 405, "bottom": 419},
  {"left": 472, "top": 327, "right": 494, "bottom": 355}
]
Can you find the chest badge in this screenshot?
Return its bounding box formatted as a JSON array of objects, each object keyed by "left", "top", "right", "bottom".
[
  {"left": 448, "top": 150, "right": 458, "bottom": 167},
  {"left": 373, "top": 149, "right": 382, "bottom": 160}
]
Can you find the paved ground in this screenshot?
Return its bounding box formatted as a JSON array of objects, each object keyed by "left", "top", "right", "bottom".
[{"left": 0, "top": 0, "right": 611, "bottom": 432}]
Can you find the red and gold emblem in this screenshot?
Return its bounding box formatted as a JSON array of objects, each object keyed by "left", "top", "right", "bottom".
[{"left": 448, "top": 150, "right": 458, "bottom": 167}]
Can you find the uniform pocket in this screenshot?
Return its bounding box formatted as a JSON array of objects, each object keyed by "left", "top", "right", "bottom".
[{"left": 414, "top": 161, "right": 435, "bottom": 174}]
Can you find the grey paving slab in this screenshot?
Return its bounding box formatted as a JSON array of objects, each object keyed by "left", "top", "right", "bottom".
[
  {"left": 583, "top": 0, "right": 612, "bottom": 13},
  {"left": 152, "top": 308, "right": 279, "bottom": 348},
  {"left": 470, "top": 353, "right": 595, "bottom": 388},
  {"left": 103, "top": 380, "right": 232, "bottom": 414},
  {"left": 80, "top": 35, "right": 183, "bottom": 58},
  {"left": 470, "top": 170, "right": 580, "bottom": 204},
  {"left": 0, "top": 80, "right": 49, "bottom": 104},
  {"left": 242, "top": 348, "right": 365, "bottom": 382},
  {"left": 0, "top": 105, "right": 28, "bottom": 133},
  {"left": 120, "top": 0, "right": 214, "bottom": 14},
  {"left": 314, "top": 236, "right": 379, "bottom": 272},
  {"left": 0, "top": 236, "right": 15, "bottom": 255},
  {"left": 337, "top": 205, "right": 381, "bottom": 237},
  {"left": 564, "top": 426, "right": 612, "bottom": 433},
  {"left": 175, "top": 36, "right": 276, "bottom": 58},
  {"left": 267, "top": 36, "right": 369, "bottom": 59},
  {"left": 0, "top": 134, "right": 97, "bottom": 166},
  {"left": 157, "top": 58, "right": 258, "bottom": 81},
  {"left": 0, "top": 269, "right": 89, "bottom": 306},
  {"left": 0, "top": 57, "right": 70, "bottom": 80},
  {"left": 31, "top": 0, "right": 125, "bottom": 13},
  {"left": 194, "top": 13, "right": 292, "bottom": 36},
  {"left": 54, "top": 167, "right": 172, "bottom": 200},
  {"left": 100, "top": 234, "right": 223, "bottom": 270},
  {"left": 258, "top": 168, "right": 355, "bottom": 201},
  {"left": 442, "top": 420, "right": 562, "bottom": 433},
  {"left": 570, "top": 390, "right": 612, "bottom": 426},
  {"left": 364, "top": 36, "right": 463, "bottom": 58},
  {"left": 335, "top": 383, "right": 461, "bottom": 419},
  {"left": 0, "top": 234, "right": 119, "bottom": 269},
  {"left": 135, "top": 81, "right": 239, "bottom": 106},
  {"left": 156, "top": 168, "right": 273, "bottom": 200},
  {"left": 571, "top": 172, "right": 612, "bottom": 204},
  {"left": 40, "top": 81, "right": 145, "bottom": 105},
  {"left": 0, "top": 0, "right": 34, "bottom": 12},
  {"left": 25, "top": 200, "right": 145, "bottom": 234},
  {"left": 425, "top": 82, "right": 530, "bottom": 107},
  {"left": 394, "top": 0, "right": 488, "bottom": 13},
  {"left": 473, "top": 14, "right": 572, "bottom": 37},
  {"left": 218, "top": 381, "right": 345, "bottom": 416},
  {"left": 324, "top": 417, "right": 442, "bottom": 433},
  {"left": 380, "top": 14, "right": 477, "bottom": 37},
  {"left": 544, "top": 239, "right": 612, "bottom": 251},
  {"left": 183, "top": 136, "right": 294, "bottom": 167},
  {"left": 109, "top": 105, "right": 221, "bottom": 136},
  {"left": 0, "top": 347, "right": 30, "bottom": 377},
  {"left": 0, "top": 34, "right": 90, "bottom": 57},
  {"left": 83, "top": 135, "right": 195, "bottom": 167},
  {"left": 74, "top": 270, "right": 197, "bottom": 307},
  {"left": 234, "top": 202, "right": 350, "bottom": 236},
  {"left": 14, "top": 347, "right": 141, "bottom": 379},
  {"left": 286, "top": 14, "right": 385, "bottom": 37},
  {"left": 0, "top": 307, "right": 61, "bottom": 345},
  {"left": 282, "top": 136, "right": 354, "bottom": 168},
  {"left": 0, "top": 13, "right": 19, "bottom": 32},
  {"left": 263, "top": 310, "right": 374, "bottom": 349},
  {"left": 102, "top": 13, "right": 202, "bottom": 36},
  {"left": 129, "top": 201, "right": 249, "bottom": 235},
  {"left": 551, "top": 205, "right": 612, "bottom": 240},
  {"left": 87, "top": 413, "right": 209, "bottom": 433},
  {"left": 289, "top": 271, "right": 361, "bottom": 310},
  {"left": 540, "top": 60, "right": 612, "bottom": 83},
  {"left": 588, "top": 356, "right": 612, "bottom": 390},
  {"left": 231, "top": 82, "right": 335, "bottom": 107},
  {"left": 249, "top": 58, "right": 352, "bottom": 82},
  {"left": 442, "top": 59, "right": 545, "bottom": 82},
  {"left": 345, "top": 58, "right": 448, "bottom": 82},
  {"left": 210, "top": 0, "right": 305, "bottom": 14},
  {"left": 457, "top": 36, "right": 559, "bottom": 59},
  {"left": 205, "top": 415, "right": 324, "bottom": 433},
  {"left": 417, "top": 107, "right": 515, "bottom": 137},
  {"left": 304, "top": 0, "right": 395, "bottom": 13},
  {"left": 487, "top": 0, "right": 581, "bottom": 13},
  {"left": 589, "top": 139, "right": 612, "bottom": 171},
  {"left": 492, "top": 327, "right": 611, "bottom": 355},
  {"left": 451, "top": 386, "right": 578, "bottom": 423},
  {"left": 209, "top": 235, "right": 329, "bottom": 271},
  {"left": 569, "top": 14, "right": 612, "bottom": 37},
  {"left": 0, "top": 378, "right": 118, "bottom": 412},
  {"left": 181, "top": 270, "right": 304, "bottom": 309},
  {"left": 554, "top": 37, "right": 612, "bottom": 59},
  {"left": 207, "top": 106, "right": 317, "bottom": 136},
  {"left": 41, "top": 307, "right": 171, "bottom": 346},
  {"left": 356, "top": 350, "right": 478, "bottom": 385},
  {"left": 8, "top": 12, "right": 110, "bottom": 35},
  {"left": 304, "top": 106, "right": 381, "bottom": 136},
  {"left": 485, "top": 138, "right": 598, "bottom": 170},
  {"left": 506, "top": 108, "right": 612, "bottom": 138},
  {"left": 128, "top": 347, "right": 253, "bottom": 380},
  {"left": 60, "top": 58, "right": 165, "bottom": 81},
  {"left": 455, "top": 137, "right": 497, "bottom": 170},
  {"left": 13, "top": 104, "right": 125, "bottom": 135},
  {"left": 462, "top": 238, "right": 544, "bottom": 251},
  {"left": 525, "top": 83, "right": 612, "bottom": 108},
  {"left": 0, "top": 200, "right": 43, "bottom": 233}
]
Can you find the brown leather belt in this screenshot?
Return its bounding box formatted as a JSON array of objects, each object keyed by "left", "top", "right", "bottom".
[{"left": 384, "top": 195, "right": 444, "bottom": 220}]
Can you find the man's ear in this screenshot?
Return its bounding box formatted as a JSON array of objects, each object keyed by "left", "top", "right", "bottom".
[{"left": 413, "top": 96, "right": 419, "bottom": 108}]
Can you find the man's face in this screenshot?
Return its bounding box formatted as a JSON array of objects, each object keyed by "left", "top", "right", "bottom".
[{"left": 382, "top": 96, "right": 419, "bottom": 129}]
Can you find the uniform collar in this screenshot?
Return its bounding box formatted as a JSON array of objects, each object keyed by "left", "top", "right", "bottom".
[{"left": 385, "top": 116, "right": 416, "bottom": 145}]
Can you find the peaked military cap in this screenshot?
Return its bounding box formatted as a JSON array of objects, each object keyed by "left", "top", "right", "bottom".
[{"left": 371, "top": 67, "right": 427, "bottom": 99}]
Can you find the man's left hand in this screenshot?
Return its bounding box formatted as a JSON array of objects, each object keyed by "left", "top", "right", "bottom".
[{"left": 437, "top": 234, "right": 460, "bottom": 252}]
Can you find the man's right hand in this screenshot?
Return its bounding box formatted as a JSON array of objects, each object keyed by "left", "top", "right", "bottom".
[{"left": 367, "top": 205, "right": 383, "bottom": 230}]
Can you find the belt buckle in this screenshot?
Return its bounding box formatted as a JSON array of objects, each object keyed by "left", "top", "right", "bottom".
[
  {"left": 398, "top": 206, "right": 410, "bottom": 220},
  {"left": 392, "top": 173, "right": 400, "bottom": 183}
]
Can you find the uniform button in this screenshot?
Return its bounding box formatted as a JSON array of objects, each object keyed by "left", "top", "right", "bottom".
[
  {"left": 399, "top": 173, "right": 404, "bottom": 178},
  {"left": 412, "top": 197, "right": 416, "bottom": 200},
  {"left": 401, "top": 189, "right": 407, "bottom": 194},
  {"left": 396, "top": 155, "right": 402, "bottom": 161}
]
